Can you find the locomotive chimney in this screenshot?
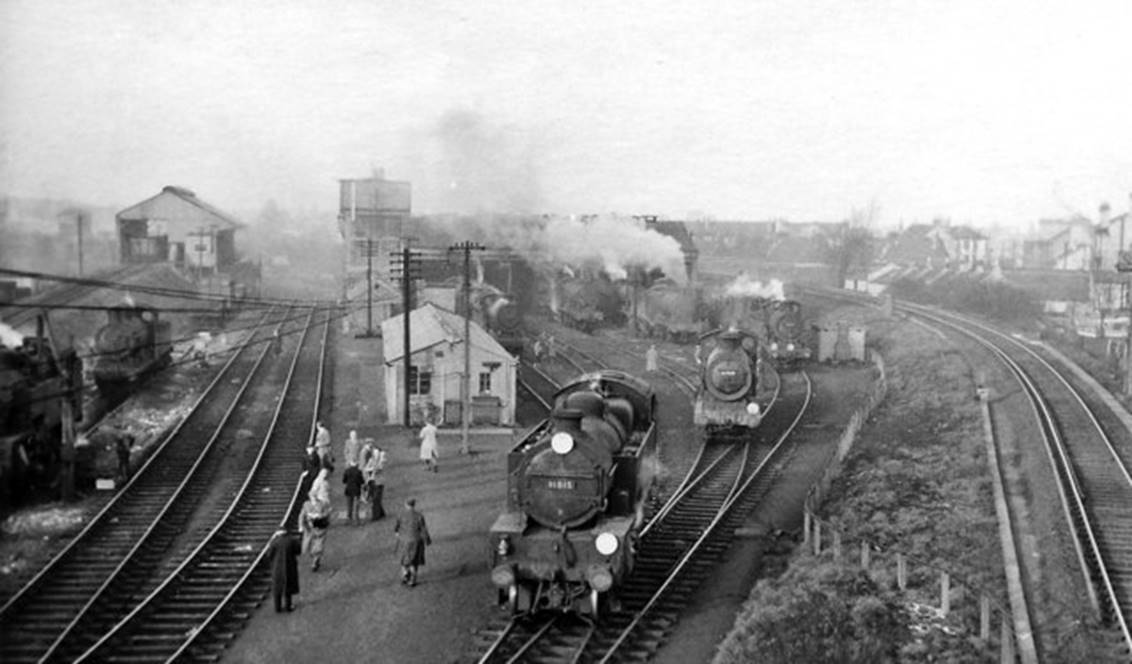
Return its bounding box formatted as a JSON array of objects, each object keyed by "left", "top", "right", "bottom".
[{"left": 552, "top": 408, "right": 584, "bottom": 433}]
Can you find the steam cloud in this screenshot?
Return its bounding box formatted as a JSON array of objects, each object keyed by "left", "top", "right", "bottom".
[
  {"left": 409, "top": 108, "right": 687, "bottom": 282},
  {"left": 0, "top": 322, "right": 24, "bottom": 347},
  {"left": 724, "top": 274, "right": 784, "bottom": 300}
]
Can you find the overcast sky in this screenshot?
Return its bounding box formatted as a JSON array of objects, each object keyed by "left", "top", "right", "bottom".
[{"left": 1, "top": 0, "right": 1129, "bottom": 227}]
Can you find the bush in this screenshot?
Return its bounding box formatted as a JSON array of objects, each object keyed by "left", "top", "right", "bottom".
[
  {"left": 888, "top": 278, "right": 1040, "bottom": 323},
  {"left": 714, "top": 557, "right": 909, "bottom": 664}
]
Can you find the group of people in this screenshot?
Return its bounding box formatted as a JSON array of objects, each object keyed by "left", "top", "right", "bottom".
[{"left": 269, "top": 421, "right": 434, "bottom": 612}]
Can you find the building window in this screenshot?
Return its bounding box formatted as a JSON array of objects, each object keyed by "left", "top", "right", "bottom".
[
  {"left": 478, "top": 372, "right": 492, "bottom": 393},
  {"left": 408, "top": 366, "right": 432, "bottom": 395}
]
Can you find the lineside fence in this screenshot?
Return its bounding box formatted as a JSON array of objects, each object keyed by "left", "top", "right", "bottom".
[{"left": 800, "top": 352, "right": 1023, "bottom": 662}]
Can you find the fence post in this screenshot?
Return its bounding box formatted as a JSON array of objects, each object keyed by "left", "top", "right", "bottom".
[
  {"left": 803, "top": 510, "right": 811, "bottom": 549},
  {"left": 980, "top": 595, "right": 990, "bottom": 642},
  {"left": 940, "top": 571, "right": 950, "bottom": 617},
  {"left": 1000, "top": 619, "right": 1014, "bottom": 664},
  {"left": 832, "top": 530, "right": 842, "bottom": 562},
  {"left": 860, "top": 541, "right": 870, "bottom": 570},
  {"left": 897, "top": 553, "right": 907, "bottom": 591},
  {"left": 813, "top": 519, "right": 822, "bottom": 555}
]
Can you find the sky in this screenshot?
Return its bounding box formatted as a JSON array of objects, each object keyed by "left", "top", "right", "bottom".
[{"left": 1, "top": 0, "right": 1130, "bottom": 228}]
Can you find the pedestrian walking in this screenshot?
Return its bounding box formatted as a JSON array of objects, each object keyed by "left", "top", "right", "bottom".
[
  {"left": 646, "top": 344, "right": 659, "bottom": 372},
  {"left": 272, "top": 328, "right": 283, "bottom": 356},
  {"left": 268, "top": 528, "right": 301, "bottom": 612},
  {"left": 532, "top": 338, "right": 544, "bottom": 364},
  {"left": 342, "top": 460, "right": 364, "bottom": 523},
  {"left": 394, "top": 498, "right": 431, "bottom": 587},
  {"left": 314, "top": 421, "right": 333, "bottom": 467},
  {"left": 300, "top": 497, "right": 331, "bottom": 571},
  {"left": 115, "top": 434, "right": 134, "bottom": 485},
  {"left": 308, "top": 467, "right": 331, "bottom": 506},
  {"left": 419, "top": 419, "right": 439, "bottom": 472},
  {"left": 362, "top": 440, "right": 386, "bottom": 520},
  {"left": 343, "top": 430, "right": 361, "bottom": 467},
  {"left": 304, "top": 445, "right": 321, "bottom": 474}
]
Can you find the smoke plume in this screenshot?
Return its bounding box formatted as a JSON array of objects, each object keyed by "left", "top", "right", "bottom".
[
  {"left": 724, "top": 274, "right": 784, "bottom": 300},
  {"left": 0, "top": 322, "right": 24, "bottom": 347}
]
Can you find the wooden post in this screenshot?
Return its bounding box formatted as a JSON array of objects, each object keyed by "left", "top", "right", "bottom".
[
  {"left": 940, "top": 571, "right": 950, "bottom": 616},
  {"left": 832, "top": 530, "right": 842, "bottom": 562},
  {"left": 813, "top": 519, "right": 822, "bottom": 555},
  {"left": 980, "top": 595, "right": 991, "bottom": 642},
  {"left": 860, "top": 541, "right": 870, "bottom": 569},
  {"left": 897, "top": 553, "right": 907, "bottom": 591},
  {"left": 803, "top": 510, "right": 811, "bottom": 548}
]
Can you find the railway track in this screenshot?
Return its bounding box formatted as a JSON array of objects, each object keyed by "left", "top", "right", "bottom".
[
  {"left": 0, "top": 306, "right": 330, "bottom": 663},
  {"left": 903, "top": 303, "right": 1132, "bottom": 659},
  {"left": 73, "top": 305, "right": 333, "bottom": 663},
  {"left": 803, "top": 285, "right": 1132, "bottom": 657},
  {"left": 473, "top": 371, "right": 812, "bottom": 663}
]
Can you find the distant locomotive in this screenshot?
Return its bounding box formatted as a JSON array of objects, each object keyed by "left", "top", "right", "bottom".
[
  {"left": 0, "top": 328, "right": 81, "bottom": 505},
  {"left": 635, "top": 279, "right": 705, "bottom": 343},
  {"left": 694, "top": 327, "right": 778, "bottom": 440},
  {"left": 489, "top": 370, "right": 658, "bottom": 616},
  {"left": 466, "top": 283, "right": 524, "bottom": 355},
  {"left": 91, "top": 305, "right": 173, "bottom": 403},
  {"left": 551, "top": 273, "right": 625, "bottom": 334},
  {"left": 711, "top": 296, "right": 811, "bottom": 367}
]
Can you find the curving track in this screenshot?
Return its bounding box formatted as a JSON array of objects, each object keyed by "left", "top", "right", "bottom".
[
  {"left": 804, "top": 285, "right": 1132, "bottom": 657},
  {"left": 904, "top": 303, "right": 1132, "bottom": 658}
]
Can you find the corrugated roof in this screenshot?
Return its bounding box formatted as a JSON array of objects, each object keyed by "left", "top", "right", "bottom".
[
  {"left": 116, "top": 186, "right": 244, "bottom": 229},
  {"left": 380, "top": 302, "right": 515, "bottom": 365}
]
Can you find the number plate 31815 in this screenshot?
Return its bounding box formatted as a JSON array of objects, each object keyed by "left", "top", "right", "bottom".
[{"left": 546, "top": 479, "right": 575, "bottom": 490}]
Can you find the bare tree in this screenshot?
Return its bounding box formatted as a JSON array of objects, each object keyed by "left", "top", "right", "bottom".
[{"left": 826, "top": 202, "right": 879, "bottom": 287}]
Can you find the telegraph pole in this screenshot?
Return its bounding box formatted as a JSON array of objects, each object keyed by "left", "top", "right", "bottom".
[
  {"left": 76, "top": 212, "right": 84, "bottom": 276},
  {"left": 390, "top": 245, "right": 422, "bottom": 425},
  {"left": 449, "top": 241, "right": 485, "bottom": 454},
  {"left": 366, "top": 237, "right": 374, "bottom": 336}
]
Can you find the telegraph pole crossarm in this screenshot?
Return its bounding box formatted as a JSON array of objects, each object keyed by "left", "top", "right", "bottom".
[{"left": 448, "top": 241, "right": 486, "bottom": 454}]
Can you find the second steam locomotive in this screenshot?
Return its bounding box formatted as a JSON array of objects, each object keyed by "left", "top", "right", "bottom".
[
  {"left": 488, "top": 370, "right": 658, "bottom": 616},
  {"left": 694, "top": 327, "right": 778, "bottom": 439}
]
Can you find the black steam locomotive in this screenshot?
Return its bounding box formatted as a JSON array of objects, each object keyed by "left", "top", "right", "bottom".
[
  {"left": 489, "top": 370, "right": 658, "bottom": 616},
  {"left": 711, "top": 297, "right": 811, "bottom": 367},
  {"left": 467, "top": 283, "right": 524, "bottom": 355},
  {"left": 91, "top": 305, "right": 173, "bottom": 404},
  {"left": 1, "top": 328, "right": 81, "bottom": 505},
  {"left": 694, "top": 327, "right": 778, "bottom": 440}
]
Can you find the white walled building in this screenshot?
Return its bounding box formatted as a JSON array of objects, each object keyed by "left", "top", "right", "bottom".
[{"left": 381, "top": 303, "right": 517, "bottom": 426}]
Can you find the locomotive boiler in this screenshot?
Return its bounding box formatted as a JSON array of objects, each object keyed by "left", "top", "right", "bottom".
[
  {"left": 489, "top": 370, "right": 658, "bottom": 616},
  {"left": 694, "top": 327, "right": 779, "bottom": 439},
  {"left": 92, "top": 305, "right": 173, "bottom": 404}
]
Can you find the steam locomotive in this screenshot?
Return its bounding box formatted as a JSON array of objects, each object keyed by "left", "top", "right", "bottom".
[
  {"left": 710, "top": 297, "right": 811, "bottom": 367},
  {"left": 91, "top": 305, "right": 173, "bottom": 404},
  {"left": 465, "top": 283, "right": 524, "bottom": 355},
  {"left": 488, "top": 370, "right": 658, "bottom": 616},
  {"left": 551, "top": 273, "right": 625, "bottom": 334},
  {"left": 635, "top": 279, "right": 705, "bottom": 343},
  {"left": 0, "top": 328, "right": 81, "bottom": 506},
  {"left": 694, "top": 327, "right": 778, "bottom": 440}
]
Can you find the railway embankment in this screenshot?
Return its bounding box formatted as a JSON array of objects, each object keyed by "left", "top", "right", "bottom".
[{"left": 713, "top": 305, "right": 1006, "bottom": 662}]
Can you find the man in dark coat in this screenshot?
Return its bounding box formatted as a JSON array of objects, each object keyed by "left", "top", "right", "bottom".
[
  {"left": 394, "top": 498, "right": 431, "bottom": 587},
  {"left": 268, "top": 529, "right": 301, "bottom": 611},
  {"left": 342, "top": 460, "right": 364, "bottom": 523}
]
